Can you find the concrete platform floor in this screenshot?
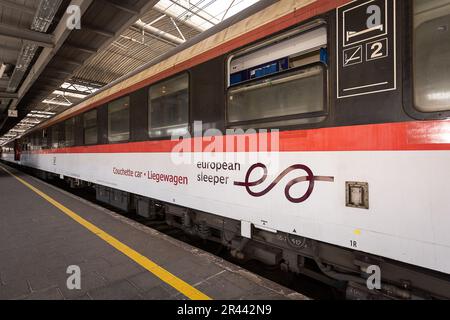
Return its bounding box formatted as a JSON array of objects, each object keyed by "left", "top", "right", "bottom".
[{"left": 0, "top": 164, "right": 307, "bottom": 300}]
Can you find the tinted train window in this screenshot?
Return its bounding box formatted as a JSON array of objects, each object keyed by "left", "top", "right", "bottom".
[
  {"left": 414, "top": 0, "right": 450, "bottom": 112},
  {"left": 108, "top": 96, "right": 130, "bottom": 143},
  {"left": 22, "top": 137, "right": 28, "bottom": 151},
  {"left": 148, "top": 74, "right": 189, "bottom": 138},
  {"left": 84, "top": 109, "right": 98, "bottom": 145},
  {"left": 42, "top": 129, "right": 48, "bottom": 149},
  {"left": 51, "top": 126, "right": 59, "bottom": 149},
  {"left": 30, "top": 133, "right": 37, "bottom": 151},
  {"left": 228, "top": 65, "right": 325, "bottom": 124},
  {"left": 227, "top": 25, "right": 327, "bottom": 128},
  {"left": 65, "top": 118, "right": 75, "bottom": 147}
]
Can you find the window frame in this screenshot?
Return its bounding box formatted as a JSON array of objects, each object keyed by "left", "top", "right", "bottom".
[
  {"left": 51, "top": 125, "right": 60, "bottom": 149},
  {"left": 403, "top": 0, "right": 450, "bottom": 120},
  {"left": 225, "top": 20, "right": 329, "bottom": 130},
  {"left": 107, "top": 96, "right": 131, "bottom": 144},
  {"left": 226, "top": 62, "right": 328, "bottom": 128},
  {"left": 64, "top": 117, "right": 76, "bottom": 148},
  {"left": 226, "top": 20, "right": 327, "bottom": 87},
  {"left": 42, "top": 129, "right": 48, "bottom": 149},
  {"left": 83, "top": 109, "right": 98, "bottom": 146},
  {"left": 147, "top": 71, "right": 191, "bottom": 140}
]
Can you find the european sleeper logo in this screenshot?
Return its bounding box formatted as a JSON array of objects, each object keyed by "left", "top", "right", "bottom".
[{"left": 234, "top": 163, "right": 334, "bottom": 203}]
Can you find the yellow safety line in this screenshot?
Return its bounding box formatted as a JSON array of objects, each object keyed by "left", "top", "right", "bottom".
[{"left": 0, "top": 166, "right": 211, "bottom": 300}]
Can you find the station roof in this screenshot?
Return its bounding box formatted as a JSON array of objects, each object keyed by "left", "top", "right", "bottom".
[{"left": 0, "top": 0, "right": 261, "bottom": 145}]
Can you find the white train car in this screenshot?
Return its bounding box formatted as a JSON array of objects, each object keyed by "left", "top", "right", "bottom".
[{"left": 2, "top": 0, "right": 450, "bottom": 299}]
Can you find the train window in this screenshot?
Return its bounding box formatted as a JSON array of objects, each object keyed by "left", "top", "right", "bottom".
[
  {"left": 414, "top": 0, "right": 450, "bottom": 112},
  {"left": 42, "top": 129, "right": 48, "bottom": 149},
  {"left": 30, "top": 134, "right": 35, "bottom": 151},
  {"left": 148, "top": 73, "right": 189, "bottom": 138},
  {"left": 28, "top": 135, "right": 32, "bottom": 151},
  {"left": 51, "top": 126, "right": 59, "bottom": 149},
  {"left": 227, "top": 24, "right": 327, "bottom": 128},
  {"left": 22, "top": 137, "right": 28, "bottom": 151},
  {"left": 65, "top": 118, "right": 75, "bottom": 147},
  {"left": 83, "top": 109, "right": 98, "bottom": 145},
  {"left": 108, "top": 96, "right": 130, "bottom": 143},
  {"left": 228, "top": 25, "right": 327, "bottom": 86},
  {"left": 34, "top": 132, "right": 41, "bottom": 151},
  {"left": 228, "top": 65, "right": 325, "bottom": 126}
]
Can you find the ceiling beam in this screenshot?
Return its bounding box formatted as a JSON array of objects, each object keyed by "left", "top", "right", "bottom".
[
  {"left": 0, "top": 0, "right": 35, "bottom": 15},
  {"left": 82, "top": 24, "right": 115, "bottom": 38},
  {"left": 0, "top": 43, "right": 20, "bottom": 53},
  {"left": 0, "top": 92, "right": 18, "bottom": 99},
  {"left": 5, "top": 0, "right": 93, "bottom": 113},
  {"left": 44, "top": 67, "right": 74, "bottom": 77},
  {"left": 55, "top": 56, "right": 84, "bottom": 66},
  {"left": 63, "top": 0, "right": 159, "bottom": 85},
  {"left": 99, "top": 0, "right": 139, "bottom": 15},
  {"left": 28, "top": 0, "right": 159, "bottom": 132},
  {"left": 31, "top": 83, "right": 67, "bottom": 92},
  {"left": 39, "top": 73, "right": 68, "bottom": 82},
  {"left": 0, "top": 23, "right": 54, "bottom": 48},
  {"left": 65, "top": 42, "right": 98, "bottom": 54}
]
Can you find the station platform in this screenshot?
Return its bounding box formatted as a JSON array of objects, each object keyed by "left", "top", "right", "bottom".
[{"left": 0, "top": 163, "right": 307, "bottom": 300}]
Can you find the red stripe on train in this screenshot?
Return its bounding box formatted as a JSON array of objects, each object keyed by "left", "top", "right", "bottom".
[{"left": 30, "top": 121, "right": 450, "bottom": 154}]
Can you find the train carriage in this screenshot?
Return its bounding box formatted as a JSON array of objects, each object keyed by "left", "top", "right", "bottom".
[{"left": 2, "top": 0, "right": 450, "bottom": 299}]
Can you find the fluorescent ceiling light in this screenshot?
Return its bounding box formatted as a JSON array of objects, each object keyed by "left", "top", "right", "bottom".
[
  {"left": 30, "top": 110, "right": 56, "bottom": 116},
  {"left": 60, "top": 82, "right": 99, "bottom": 94},
  {"left": 0, "top": 63, "right": 6, "bottom": 78},
  {"left": 42, "top": 99, "right": 73, "bottom": 106},
  {"left": 52, "top": 90, "right": 88, "bottom": 99}
]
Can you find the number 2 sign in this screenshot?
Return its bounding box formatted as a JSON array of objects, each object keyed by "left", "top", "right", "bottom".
[
  {"left": 337, "top": 0, "right": 397, "bottom": 98},
  {"left": 367, "top": 38, "right": 388, "bottom": 61}
]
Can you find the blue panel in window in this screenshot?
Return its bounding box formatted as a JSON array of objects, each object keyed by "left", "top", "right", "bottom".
[
  {"left": 230, "top": 73, "right": 242, "bottom": 85},
  {"left": 320, "top": 48, "right": 328, "bottom": 64},
  {"left": 265, "top": 63, "right": 278, "bottom": 75},
  {"left": 280, "top": 57, "right": 289, "bottom": 70},
  {"left": 231, "top": 57, "right": 290, "bottom": 85}
]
